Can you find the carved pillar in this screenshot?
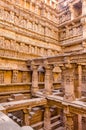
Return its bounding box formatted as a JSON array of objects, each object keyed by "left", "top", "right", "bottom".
[
  {"left": 78, "top": 65, "right": 82, "bottom": 98},
  {"left": 44, "top": 106, "right": 51, "bottom": 130},
  {"left": 32, "top": 64, "right": 39, "bottom": 94},
  {"left": 44, "top": 64, "right": 53, "bottom": 95},
  {"left": 12, "top": 70, "right": 18, "bottom": 83},
  {"left": 64, "top": 107, "right": 74, "bottom": 130},
  {"left": 23, "top": 109, "right": 30, "bottom": 126},
  {"left": 64, "top": 113, "right": 74, "bottom": 130},
  {"left": 62, "top": 64, "right": 75, "bottom": 101}
]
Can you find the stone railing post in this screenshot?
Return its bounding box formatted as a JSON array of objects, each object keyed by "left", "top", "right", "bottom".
[
  {"left": 44, "top": 63, "right": 53, "bottom": 95},
  {"left": 64, "top": 107, "right": 74, "bottom": 130},
  {"left": 65, "top": 113, "right": 74, "bottom": 130},
  {"left": 23, "top": 109, "right": 30, "bottom": 126}
]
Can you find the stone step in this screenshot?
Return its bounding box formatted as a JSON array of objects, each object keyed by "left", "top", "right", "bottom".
[
  {"left": 8, "top": 113, "right": 13, "bottom": 117},
  {"left": 31, "top": 121, "right": 43, "bottom": 130},
  {"left": 12, "top": 116, "right": 17, "bottom": 121},
  {"left": 30, "top": 110, "right": 43, "bottom": 124},
  {"left": 31, "top": 115, "right": 61, "bottom": 130},
  {"left": 32, "top": 107, "right": 41, "bottom": 112},
  {"left": 30, "top": 111, "right": 35, "bottom": 116},
  {"left": 7, "top": 98, "right": 14, "bottom": 102},
  {"left": 51, "top": 115, "right": 60, "bottom": 124},
  {"left": 8, "top": 112, "right": 22, "bottom": 125},
  {"left": 51, "top": 121, "right": 62, "bottom": 130},
  {"left": 54, "top": 126, "right": 64, "bottom": 130}
]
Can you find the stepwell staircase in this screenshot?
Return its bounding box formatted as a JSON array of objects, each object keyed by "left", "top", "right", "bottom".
[{"left": 8, "top": 105, "right": 64, "bottom": 130}]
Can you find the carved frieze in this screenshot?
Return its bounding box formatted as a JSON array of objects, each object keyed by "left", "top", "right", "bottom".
[{"left": 59, "top": 11, "right": 71, "bottom": 24}]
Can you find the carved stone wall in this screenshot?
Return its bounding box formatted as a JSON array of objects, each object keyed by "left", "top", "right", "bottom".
[{"left": 0, "top": 0, "right": 61, "bottom": 99}]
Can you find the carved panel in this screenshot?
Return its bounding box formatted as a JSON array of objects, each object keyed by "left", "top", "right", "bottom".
[
  {"left": 22, "top": 72, "right": 27, "bottom": 83},
  {"left": 12, "top": 70, "right": 18, "bottom": 83},
  {"left": 0, "top": 71, "right": 4, "bottom": 84},
  {"left": 59, "top": 11, "right": 71, "bottom": 24}
]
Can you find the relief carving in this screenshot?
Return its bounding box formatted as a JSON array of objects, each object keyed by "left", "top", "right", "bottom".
[
  {"left": 12, "top": 70, "right": 18, "bottom": 83},
  {"left": 0, "top": 71, "right": 4, "bottom": 84},
  {"left": 14, "top": 15, "right": 19, "bottom": 25},
  {"left": 22, "top": 72, "right": 27, "bottom": 83},
  {"left": 0, "top": 8, "right": 4, "bottom": 19},
  {"left": 4, "top": 10, "right": 10, "bottom": 21}
]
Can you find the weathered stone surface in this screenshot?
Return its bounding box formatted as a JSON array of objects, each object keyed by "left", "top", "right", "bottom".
[{"left": 0, "top": 0, "right": 85, "bottom": 130}]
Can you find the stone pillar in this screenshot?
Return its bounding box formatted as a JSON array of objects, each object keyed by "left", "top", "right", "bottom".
[
  {"left": 82, "top": 0, "right": 86, "bottom": 16},
  {"left": 64, "top": 113, "right": 74, "bottom": 130},
  {"left": 78, "top": 114, "right": 82, "bottom": 130},
  {"left": 65, "top": 114, "right": 74, "bottom": 130},
  {"left": 44, "top": 106, "right": 51, "bottom": 130},
  {"left": 44, "top": 64, "right": 53, "bottom": 95},
  {"left": 69, "top": 4, "right": 75, "bottom": 20},
  {"left": 61, "top": 66, "right": 65, "bottom": 94},
  {"left": 24, "top": 0, "right": 26, "bottom": 8},
  {"left": 78, "top": 65, "right": 82, "bottom": 98},
  {"left": 81, "top": 0, "right": 86, "bottom": 48},
  {"left": 35, "top": 4, "right": 39, "bottom": 14},
  {"left": 63, "top": 64, "right": 75, "bottom": 101},
  {"left": 30, "top": 2, "right": 32, "bottom": 11},
  {"left": 23, "top": 109, "right": 30, "bottom": 126},
  {"left": 32, "top": 64, "right": 39, "bottom": 94}
]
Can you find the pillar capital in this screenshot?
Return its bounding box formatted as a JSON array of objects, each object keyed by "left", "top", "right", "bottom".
[
  {"left": 44, "top": 60, "right": 54, "bottom": 70},
  {"left": 31, "top": 61, "right": 38, "bottom": 70}
]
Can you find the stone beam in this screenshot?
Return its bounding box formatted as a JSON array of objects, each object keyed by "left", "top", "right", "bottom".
[
  {"left": 47, "top": 97, "right": 86, "bottom": 115},
  {"left": 1, "top": 98, "right": 47, "bottom": 113},
  {"left": 27, "top": 51, "right": 86, "bottom": 66}
]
